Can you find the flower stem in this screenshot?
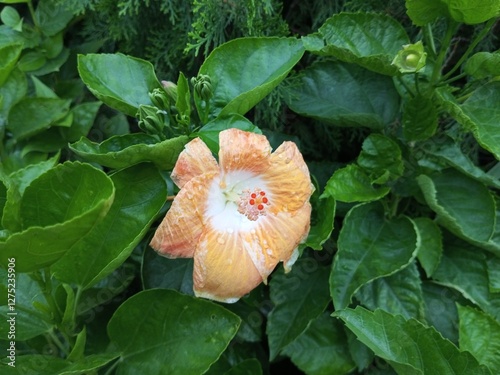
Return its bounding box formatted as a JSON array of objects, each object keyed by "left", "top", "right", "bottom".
[{"left": 431, "top": 20, "right": 459, "bottom": 85}]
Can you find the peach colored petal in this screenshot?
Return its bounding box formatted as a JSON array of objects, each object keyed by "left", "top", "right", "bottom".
[
  {"left": 150, "top": 172, "right": 218, "bottom": 258},
  {"left": 171, "top": 137, "right": 218, "bottom": 188},
  {"left": 193, "top": 224, "right": 264, "bottom": 303},
  {"left": 219, "top": 128, "right": 272, "bottom": 174},
  {"left": 263, "top": 141, "right": 313, "bottom": 215},
  {"left": 241, "top": 201, "right": 311, "bottom": 279}
]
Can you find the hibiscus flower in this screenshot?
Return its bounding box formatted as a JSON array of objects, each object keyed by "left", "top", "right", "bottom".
[{"left": 150, "top": 128, "right": 313, "bottom": 303}]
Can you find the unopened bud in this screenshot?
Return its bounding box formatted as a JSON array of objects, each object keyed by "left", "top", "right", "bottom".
[{"left": 392, "top": 41, "right": 427, "bottom": 73}]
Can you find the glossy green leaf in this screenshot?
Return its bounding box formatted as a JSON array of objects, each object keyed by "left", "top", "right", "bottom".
[
  {"left": 418, "top": 169, "right": 500, "bottom": 255},
  {"left": 433, "top": 236, "right": 500, "bottom": 320},
  {"left": 223, "top": 359, "right": 262, "bottom": 375},
  {"left": 141, "top": 246, "right": 194, "bottom": 295},
  {"left": 224, "top": 301, "right": 263, "bottom": 343},
  {"left": 331, "top": 202, "right": 418, "bottom": 310},
  {"left": 356, "top": 261, "right": 425, "bottom": 320},
  {"left": 52, "top": 163, "right": 166, "bottom": 289},
  {"left": 286, "top": 62, "right": 400, "bottom": 129},
  {"left": 488, "top": 257, "right": 500, "bottom": 293},
  {"left": 78, "top": 53, "right": 161, "bottom": 117},
  {"left": 465, "top": 52, "right": 500, "bottom": 79},
  {"left": 0, "top": 68, "right": 27, "bottom": 123},
  {"left": 0, "top": 271, "right": 52, "bottom": 340},
  {"left": 175, "top": 71, "right": 191, "bottom": 119},
  {"left": 303, "top": 194, "right": 335, "bottom": 250},
  {"left": 267, "top": 258, "right": 331, "bottom": 360},
  {"left": 69, "top": 134, "right": 188, "bottom": 170},
  {"left": 61, "top": 101, "right": 102, "bottom": 142},
  {"left": 18, "top": 51, "right": 46, "bottom": 72},
  {"left": 335, "top": 306, "right": 491, "bottom": 375},
  {"left": 0, "top": 43, "right": 22, "bottom": 85},
  {"left": 196, "top": 114, "right": 262, "bottom": 154},
  {"left": 458, "top": 304, "right": 500, "bottom": 372},
  {"left": 199, "top": 37, "right": 304, "bottom": 118},
  {"left": 303, "top": 13, "right": 409, "bottom": 76},
  {"left": 422, "top": 282, "right": 460, "bottom": 343},
  {"left": 282, "top": 312, "right": 356, "bottom": 375},
  {"left": 357, "top": 134, "right": 404, "bottom": 183},
  {"left": 322, "top": 164, "right": 390, "bottom": 203},
  {"left": 414, "top": 217, "right": 442, "bottom": 277},
  {"left": 425, "top": 138, "right": 500, "bottom": 189},
  {"left": 108, "top": 289, "right": 241, "bottom": 375},
  {"left": 1, "top": 155, "right": 59, "bottom": 232},
  {"left": 0, "top": 162, "right": 115, "bottom": 272},
  {"left": 403, "top": 95, "right": 438, "bottom": 141},
  {"left": 6, "top": 97, "right": 71, "bottom": 140}
]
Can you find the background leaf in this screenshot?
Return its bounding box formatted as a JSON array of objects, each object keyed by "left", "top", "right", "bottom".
[
  {"left": 286, "top": 62, "right": 400, "bottom": 129},
  {"left": 199, "top": 37, "right": 304, "bottom": 118},
  {"left": 107, "top": 289, "right": 241, "bottom": 375},
  {"left": 69, "top": 134, "right": 188, "bottom": 170},
  {"left": 403, "top": 95, "right": 438, "bottom": 141},
  {"left": 52, "top": 163, "right": 166, "bottom": 289},
  {"left": 0, "top": 162, "right": 115, "bottom": 272},
  {"left": 78, "top": 53, "right": 161, "bottom": 117},
  {"left": 414, "top": 217, "right": 443, "bottom": 277},
  {"left": 335, "top": 306, "right": 491, "bottom": 375},
  {"left": 465, "top": 52, "right": 500, "bottom": 79},
  {"left": 303, "top": 12, "right": 409, "bottom": 76},
  {"left": 330, "top": 202, "right": 418, "bottom": 309},
  {"left": 266, "top": 258, "right": 331, "bottom": 360}
]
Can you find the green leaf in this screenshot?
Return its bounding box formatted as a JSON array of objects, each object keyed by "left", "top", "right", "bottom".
[
  {"left": 267, "top": 258, "right": 331, "bottom": 360},
  {"left": 108, "top": 289, "right": 241, "bottom": 375},
  {"left": 356, "top": 261, "right": 425, "bottom": 320},
  {"left": 446, "top": 0, "right": 500, "bottom": 24},
  {"left": 286, "top": 62, "right": 400, "bottom": 129},
  {"left": 303, "top": 13, "right": 409, "bottom": 76},
  {"left": 69, "top": 134, "right": 188, "bottom": 170},
  {"left": 418, "top": 169, "right": 500, "bottom": 255},
  {"left": 175, "top": 71, "right": 191, "bottom": 119},
  {"left": 422, "top": 282, "right": 460, "bottom": 343},
  {"left": 0, "top": 271, "right": 52, "bottom": 340},
  {"left": 0, "top": 162, "right": 115, "bottom": 272},
  {"left": 403, "top": 95, "right": 438, "bottom": 141},
  {"left": 322, "top": 164, "right": 390, "bottom": 203},
  {"left": 0, "top": 43, "right": 22, "bottom": 85},
  {"left": 196, "top": 114, "right": 262, "bottom": 154},
  {"left": 223, "top": 359, "right": 262, "bottom": 375},
  {"left": 303, "top": 194, "right": 335, "bottom": 250},
  {"left": 414, "top": 217, "right": 442, "bottom": 277},
  {"left": 35, "top": 0, "right": 74, "bottom": 35},
  {"left": 6, "top": 97, "right": 71, "bottom": 140},
  {"left": 335, "top": 306, "right": 491, "bottom": 375},
  {"left": 61, "top": 101, "right": 102, "bottom": 142},
  {"left": 78, "top": 53, "right": 161, "bottom": 117},
  {"left": 405, "top": 0, "right": 450, "bottom": 26},
  {"left": 52, "top": 163, "right": 166, "bottom": 289},
  {"left": 458, "top": 304, "right": 500, "bottom": 372},
  {"left": 199, "top": 37, "right": 304, "bottom": 118},
  {"left": 1, "top": 155, "right": 59, "bottom": 232},
  {"left": 0, "top": 355, "right": 67, "bottom": 375},
  {"left": 0, "top": 180, "right": 6, "bottom": 224},
  {"left": 282, "top": 312, "right": 356, "bottom": 375},
  {"left": 488, "top": 257, "right": 500, "bottom": 293},
  {"left": 357, "top": 134, "right": 404, "bottom": 183},
  {"left": 433, "top": 236, "right": 500, "bottom": 320},
  {"left": 0, "top": 68, "right": 27, "bottom": 123},
  {"left": 330, "top": 202, "right": 418, "bottom": 310},
  {"left": 465, "top": 52, "right": 500, "bottom": 79},
  {"left": 141, "top": 246, "right": 194, "bottom": 295}
]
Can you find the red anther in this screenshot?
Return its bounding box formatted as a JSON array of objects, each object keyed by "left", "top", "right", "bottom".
[
  {"left": 249, "top": 199, "right": 255, "bottom": 205},
  {"left": 260, "top": 191, "right": 265, "bottom": 196},
  {"left": 262, "top": 197, "right": 268, "bottom": 203},
  {"left": 251, "top": 193, "right": 257, "bottom": 199},
  {"left": 257, "top": 204, "right": 264, "bottom": 210}
]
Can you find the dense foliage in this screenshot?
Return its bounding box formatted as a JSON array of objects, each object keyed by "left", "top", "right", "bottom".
[{"left": 1, "top": 0, "right": 500, "bottom": 374}]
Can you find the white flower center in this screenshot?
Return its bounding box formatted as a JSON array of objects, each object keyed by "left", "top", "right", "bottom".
[{"left": 206, "top": 171, "right": 271, "bottom": 232}]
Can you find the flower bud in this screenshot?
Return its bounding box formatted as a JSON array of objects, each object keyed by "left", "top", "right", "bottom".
[
  {"left": 137, "top": 104, "right": 168, "bottom": 135},
  {"left": 191, "top": 74, "right": 213, "bottom": 101},
  {"left": 392, "top": 41, "right": 427, "bottom": 73},
  {"left": 161, "top": 80, "right": 178, "bottom": 103},
  {"left": 149, "top": 88, "right": 170, "bottom": 110}
]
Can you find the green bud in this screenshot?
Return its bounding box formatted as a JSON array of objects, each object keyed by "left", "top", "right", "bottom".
[
  {"left": 392, "top": 41, "right": 427, "bottom": 73},
  {"left": 137, "top": 104, "right": 168, "bottom": 135},
  {"left": 149, "top": 88, "right": 170, "bottom": 110},
  {"left": 191, "top": 74, "right": 213, "bottom": 101}
]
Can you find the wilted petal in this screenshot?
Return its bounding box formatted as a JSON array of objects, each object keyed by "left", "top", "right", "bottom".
[
  {"left": 219, "top": 128, "right": 272, "bottom": 174},
  {"left": 264, "top": 141, "right": 313, "bottom": 215},
  {"left": 171, "top": 137, "right": 218, "bottom": 188},
  {"left": 150, "top": 172, "right": 218, "bottom": 258},
  {"left": 193, "top": 224, "right": 264, "bottom": 303}
]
